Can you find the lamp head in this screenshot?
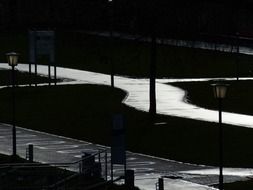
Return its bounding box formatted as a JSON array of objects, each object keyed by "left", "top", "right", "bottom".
[
  {"left": 6, "top": 52, "right": 19, "bottom": 67},
  {"left": 211, "top": 83, "right": 229, "bottom": 99}
]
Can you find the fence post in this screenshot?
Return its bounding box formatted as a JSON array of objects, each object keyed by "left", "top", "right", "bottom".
[{"left": 105, "top": 151, "right": 108, "bottom": 181}]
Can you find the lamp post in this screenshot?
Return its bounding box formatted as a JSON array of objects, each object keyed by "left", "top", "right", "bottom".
[
  {"left": 6, "top": 52, "right": 19, "bottom": 156},
  {"left": 212, "top": 83, "right": 229, "bottom": 190},
  {"left": 108, "top": 0, "right": 114, "bottom": 88}
]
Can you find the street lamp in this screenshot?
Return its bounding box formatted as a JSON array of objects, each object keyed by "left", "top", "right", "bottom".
[
  {"left": 6, "top": 52, "right": 19, "bottom": 156},
  {"left": 212, "top": 83, "right": 229, "bottom": 190}
]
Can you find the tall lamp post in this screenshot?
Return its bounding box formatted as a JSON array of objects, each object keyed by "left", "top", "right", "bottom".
[
  {"left": 212, "top": 83, "right": 229, "bottom": 190},
  {"left": 6, "top": 52, "right": 19, "bottom": 156},
  {"left": 108, "top": 0, "right": 114, "bottom": 88}
]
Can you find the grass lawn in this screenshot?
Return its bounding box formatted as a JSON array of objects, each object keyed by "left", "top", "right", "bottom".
[
  {"left": 1, "top": 31, "right": 253, "bottom": 78},
  {"left": 0, "top": 84, "right": 253, "bottom": 169},
  {"left": 172, "top": 80, "right": 253, "bottom": 116},
  {"left": 55, "top": 31, "right": 253, "bottom": 78},
  {"left": 224, "top": 179, "right": 253, "bottom": 190},
  {"left": 0, "top": 69, "right": 58, "bottom": 86}
]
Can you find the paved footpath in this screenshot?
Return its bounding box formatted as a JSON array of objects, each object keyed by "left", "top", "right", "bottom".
[
  {"left": 0, "top": 123, "right": 251, "bottom": 190},
  {"left": 2, "top": 63, "right": 253, "bottom": 128}
]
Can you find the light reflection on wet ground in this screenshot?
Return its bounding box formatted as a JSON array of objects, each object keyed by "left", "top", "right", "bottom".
[
  {"left": 0, "top": 64, "right": 253, "bottom": 189},
  {"left": 180, "top": 168, "right": 253, "bottom": 177}
]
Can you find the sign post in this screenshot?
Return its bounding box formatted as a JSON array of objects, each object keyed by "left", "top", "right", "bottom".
[
  {"left": 29, "top": 30, "right": 56, "bottom": 86},
  {"left": 111, "top": 114, "right": 126, "bottom": 181}
]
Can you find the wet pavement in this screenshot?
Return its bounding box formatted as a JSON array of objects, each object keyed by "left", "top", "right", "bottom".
[
  {"left": 0, "top": 123, "right": 250, "bottom": 190},
  {"left": 0, "top": 63, "right": 253, "bottom": 189}
]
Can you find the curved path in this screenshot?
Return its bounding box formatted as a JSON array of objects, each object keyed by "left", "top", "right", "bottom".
[{"left": 1, "top": 63, "right": 252, "bottom": 128}]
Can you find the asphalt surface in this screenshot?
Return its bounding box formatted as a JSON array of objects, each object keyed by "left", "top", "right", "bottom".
[{"left": 0, "top": 123, "right": 251, "bottom": 190}]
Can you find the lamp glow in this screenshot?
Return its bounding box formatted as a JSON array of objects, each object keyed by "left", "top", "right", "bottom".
[
  {"left": 6, "top": 52, "right": 19, "bottom": 66},
  {"left": 212, "top": 83, "right": 229, "bottom": 99}
]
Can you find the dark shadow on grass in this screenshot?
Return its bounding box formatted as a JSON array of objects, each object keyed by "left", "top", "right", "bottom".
[{"left": 0, "top": 84, "right": 252, "bottom": 167}]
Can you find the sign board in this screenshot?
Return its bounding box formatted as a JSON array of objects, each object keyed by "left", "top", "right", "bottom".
[
  {"left": 28, "top": 30, "right": 57, "bottom": 86},
  {"left": 111, "top": 114, "right": 126, "bottom": 165},
  {"left": 29, "top": 30, "right": 55, "bottom": 63}
]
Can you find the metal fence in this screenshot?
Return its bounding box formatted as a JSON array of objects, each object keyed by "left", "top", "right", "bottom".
[{"left": 0, "top": 149, "right": 109, "bottom": 190}]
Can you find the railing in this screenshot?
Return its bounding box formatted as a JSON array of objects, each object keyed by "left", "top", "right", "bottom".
[{"left": 0, "top": 149, "right": 109, "bottom": 190}]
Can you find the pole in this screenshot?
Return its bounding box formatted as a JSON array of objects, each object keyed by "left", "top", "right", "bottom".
[
  {"left": 124, "top": 157, "right": 127, "bottom": 184},
  {"left": 105, "top": 151, "right": 108, "bottom": 181},
  {"left": 29, "top": 62, "right": 31, "bottom": 86},
  {"left": 11, "top": 65, "right": 16, "bottom": 156},
  {"left": 34, "top": 36, "right": 38, "bottom": 87},
  {"left": 236, "top": 33, "right": 239, "bottom": 81},
  {"left": 48, "top": 62, "right": 51, "bottom": 86},
  {"left": 35, "top": 62, "right": 37, "bottom": 87},
  {"left": 110, "top": 59, "right": 114, "bottom": 88},
  {"left": 111, "top": 160, "right": 113, "bottom": 182},
  {"left": 218, "top": 98, "right": 223, "bottom": 190},
  {"left": 28, "top": 144, "right": 33, "bottom": 162},
  {"left": 54, "top": 62, "right": 57, "bottom": 85},
  {"left": 109, "top": 0, "right": 114, "bottom": 88},
  {"left": 149, "top": 32, "right": 157, "bottom": 122},
  {"left": 158, "top": 178, "right": 164, "bottom": 190},
  {"left": 149, "top": 1, "right": 157, "bottom": 123}
]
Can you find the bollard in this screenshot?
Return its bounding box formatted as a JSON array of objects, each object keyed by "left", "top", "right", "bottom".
[
  {"left": 28, "top": 144, "right": 33, "bottom": 162},
  {"left": 158, "top": 178, "right": 164, "bottom": 190},
  {"left": 125, "top": 169, "right": 135, "bottom": 187}
]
